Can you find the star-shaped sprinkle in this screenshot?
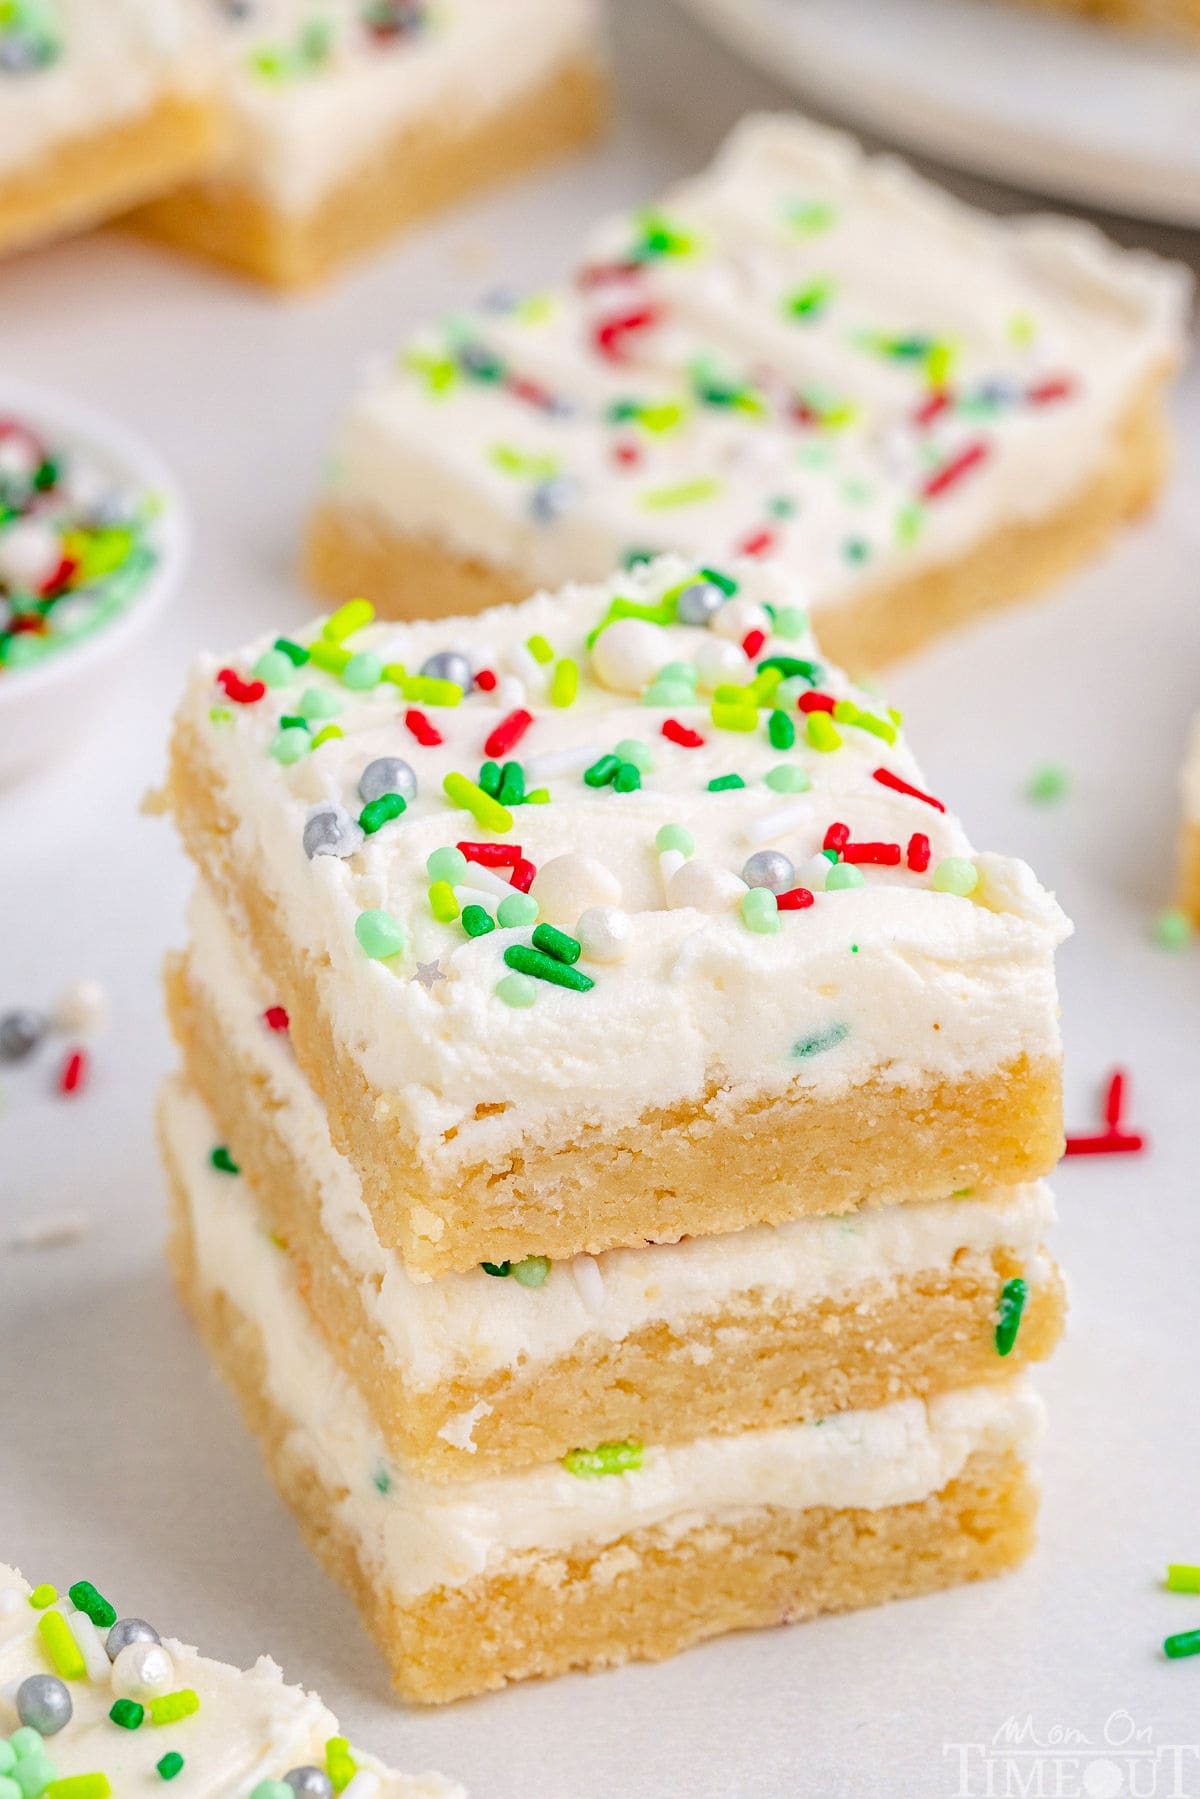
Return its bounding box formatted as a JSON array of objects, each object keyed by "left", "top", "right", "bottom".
[{"left": 413, "top": 960, "right": 446, "bottom": 990}]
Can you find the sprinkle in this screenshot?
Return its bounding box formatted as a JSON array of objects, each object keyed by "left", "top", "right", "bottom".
[
  {"left": 509, "top": 858, "right": 538, "bottom": 892},
  {"left": 216, "top": 667, "right": 265, "bottom": 705},
  {"left": 1164, "top": 1630, "right": 1200, "bottom": 1660},
  {"left": 38, "top": 1610, "right": 86, "bottom": 1679},
  {"left": 58, "top": 1049, "right": 86, "bottom": 1096},
  {"left": 1063, "top": 1131, "right": 1146, "bottom": 1157},
  {"left": 768, "top": 709, "right": 795, "bottom": 750},
  {"left": 825, "top": 864, "right": 865, "bottom": 891},
  {"left": 740, "top": 888, "right": 780, "bottom": 934},
  {"left": 712, "top": 702, "right": 759, "bottom": 733},
  {"left": 496, "top": 972, "right": 536, "bottom": 1006},
  {"left": 264, "top": 1005, "right": 289, "bottom": 1032},
  {"left": 358, "top": 794, "right": 406, "bottom": 835},
  {"left": 614, "top": 737, "right": 654, "bottom": 772},
  {"left": 484, "top": 708, "right": 533, "bottom": 760},
  {"left": 743, "top": 800, "right": 811, "bottom": 845},
  {"left": 933, "top": 858, "right": 978, "bottom": 897},
  {"left": 742, "top": 628, "right": 767, "bottom": 659},
  {"left": 405, "top": 708, "right": 443, "bottom": 747},
  {"left": 872, "top": 766, "right": 945, "bottom": 811},
  {"left": 148, "top": 1691, "right": 199, "bottom": 1726},
  {"left": 307, "top": 641, "right": 350, "bottom": 675},
  {"left": 584, "top": 753, "right": 621, "bottom": 788},
  {"left": 793, "top": 1022, "right": 849, "bottom": 1058},
  {"left": 428, "top": 881, "right": 460, "bottom": 923},
  {"left": 326, "top": 1737, "right": 357, "bottom": 1793},
  {"left": 1026, "top": 762, "right": 1069, "bottom": 805},
  {"left": 497, "top": 892, "right": 539, "bottom": 928},
  {"left": 274, "top": 637, "right": 308, "bottom": 666},
  {"left": 763, "top": 766, "right": 810, "bottom": 795},
  {"left": 354, "top": 911, "right": 405, "bottom": 960},
  {"left": 806, "top": 712, "right": 841, "bottom": 752},
  {"left": 443, "top": 772, "right": 512, "bottom": 834},
  {"left": 1152, "top": 908, "right": 1193, "bottom": 951},
  {"left": 531, "top": 924, "right": 581, "bottom": 964},
  {"left": 842, "top": 841, "right": 901, "bottom": 866},
  {"left": 655, "top": 823, "right": 694, "bottom": 856},
  {"left": 298, "top": 686, "right": 340, "bottom": 722},
  {"left": 922, "top": 439, "right": 989, "bottom": 500},
  {"left": 109, "top": 1699, "right": 144, "bottom": 1730},
  {"left": 708, "top": 774, "right": 745, "bottom": 791},
  {"left": 661, "top": 719, "right": 704, "bottom": 748},
  {"left": 322, "top": 598, "right": 374, "bottom": 642},
  {"left": 504, "top": 946, "right": 594, "bottom": 991},
  {"left": 253, "top": 648, "right": 294, "bottom": 688},
  {"left": 29, "top": 1586, "right": 57, "bottom": 1610},
  {"left": 737, "top": 526, "right": 776, "bottom": 558},
  {"left": 475, "top": 668, "right": 497, "bottom": 691},
  {"left": 526, "top": 634, "right": 554, "bottom": 664},
  {"left": 513, "top": 1256, "right": 551, "bottom": 1289},
  {"left": 67, "top": 1583, "right": 115, "bottom": 1629},
  {"left": 428, "top": 846, "right": 469, "bottom": 884},
  {"left": 482, "top": 1261, "right": 512, "bottom": 1277},
  {"left": 45, "top": 1779, "right": 111, "bottom": 1798},
  {"left": 907, "top": 833, "right": 931, "bottom": 873},
  {"left": 412, "top": 961, "right": 445, "bottom": 991},
  {"left": 777, "top": 888, "right": 815, "bottom": 911},
  {"left": 210, "top": 1146, "right": 239, "bottom": 1174},
  {"left": 156, "top": 1755, "right": 184, "bottom": 1780},
  {"left": 551, "top": 659, "right": 578, "bottom": 707},
  {"left": 594, "top": 303, "right": 662, "bottom": 361},
  {"left": 823, "top": 822, "right": 850, "bottom": 853},
  {"left": 994, "top": 1278, "right": 1027, "bottom": 1356},
  {"left": 1166, "top": 1565, "right": 1200, "bottom": 1593},
  {"left": 563, "top": 1440, "right": 643, "bottom": 1478}
]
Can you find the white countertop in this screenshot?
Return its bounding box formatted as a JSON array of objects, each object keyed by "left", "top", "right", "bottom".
[{"left": 2, "top": 6, "right": 1199, "bottom": 1795}]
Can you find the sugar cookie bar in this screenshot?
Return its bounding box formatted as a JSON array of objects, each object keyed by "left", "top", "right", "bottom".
[
  {"left": 126, "top": 0, "right": 607, "bottom": 290},
  {"left": 163, "top": 890, "right": 1067, "bottom": 1477},
  {"left": 164, "top": 557, "right": 1070, "bottom": 1276},
  {"left": 0, "top": 0, "right": 222, "bottom": 261},
  {"left": 0, "top": 1562, "right": 462, "bottom": 1793},
  {"left": 1179, "top": 715, "right": 1200, "bottom": 925},
  {"left": 305, "top": 113, "right": 1187, "bottom": 670},
  {"left": 161, "top": 1078, "right": 1045, "bottom": 1705}
]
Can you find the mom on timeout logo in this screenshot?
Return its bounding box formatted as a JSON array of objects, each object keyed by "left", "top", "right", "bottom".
[{"left": 942, "top": 1711, "right": 1200, "bottom": 1798}]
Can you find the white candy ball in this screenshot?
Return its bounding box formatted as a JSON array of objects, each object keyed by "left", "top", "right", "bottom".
[
  {"left": 575, "top": 905, "right": 632, "bottom": 964},
  {"left": 53, "top": 978, "right": 109, "bottom": 1036},
  {"left": 111, "top": 1641, "right": 175, "bottom": 1701},
  {"left": 710, "top": 596, "right": 771, "bottom": 644},
  {"left": 694, "top": 637, "right": 751, "bottom": 692},
  {"left": 0, "top": 519, "right": 61, "bottom": 594},
  {"left": 590, "top": 619, "right": 670, "bottom": 695},
  {"left": 530, "top": 854, "right": 622, "bottom": 926},
  {"left": 667, "top": 860, "right": 747, "bottom": 914}
]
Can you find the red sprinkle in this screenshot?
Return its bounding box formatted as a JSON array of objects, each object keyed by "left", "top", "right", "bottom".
[
  {"left": 798, "top": 691, "right": 837, "bottom": 715},
  {"left": 1064, "top": 1132, "right": 1146, "bottom": 1158},
  {"left": 8, "top": 612, "right": 46, "bottom": 635},
  {"left": 873, "top": 767, "right": 945, "bottom": 812},
  {"left": 742, "top": 629, "right": 767, "bottom": 659},
  {"left": 576, "top": 258, "right": 643, "bottom": 289},
  {"left": 907, "top": 832, "right": 932, "bottom": 873},
  {"left": 737, "top": 527, "right": 777, "bottom": 558},
  {"left": 39, "top": 554, "right": 77, "bottom": 598},
  {"left": 263, "top": 1006, "right": 290, "bottom": 1033},
  {"left": 594, "top": 304, "right": 661, "bottom": 362},
  {"left": 474, "top": 669, "right": 498, "bottom": 692},
  {"left": 217, "top": 667, "right": 266, "bottom": 705},
  {"left": 912, "top": 390, "right": 952, "bottom": 429},
  {"left": 1104, "top": 1069, "right": 1126, "bottom": 1130},
  {"left": 405, "top": 708, "right": 442, "bottom": 747},
  {"left": 508, "top": 858, "right": 538, "bottom": 894},
  {"left": 842, "top": 841, "right": 902, "bottom": 866},
  {"left": 777, "top": 887, "right": 815, "bottom": 911},
  {"left": 823, "top": 822, "right": 850, "bottom": 853},
  {"left": 59, "top": 1048, "right": 87, "bottom": 1096},
  {"left": 612, "top": 441, "right": 641, "bottom": 468},
  {"left": 507, "top": 375, "right": 555, "bottom": 411},
  {"left": 458, "top": 841, "right": 522, "bottom": 867},
  {"left": 484, "top": 708, "right": 533, "bottom": 760},
  {"left": 1027, "top": 375, "right": 1075, "bottom": 407},
  {"left": 662, "top": 719, "right": 705, "bottom": 749},
  {"left": 921, "top": 440, "right": 989, "bottom": 501}
]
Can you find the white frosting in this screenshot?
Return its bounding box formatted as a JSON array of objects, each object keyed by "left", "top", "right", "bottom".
[
  {"left": 326, "top": 113, "right": 1188, "bottom": 616},
  {"left": 0, "top": 1564, "right": 460, "bottom": 1796},
  {"left": 212, "top": 0, "right": 601, "bottom": 214},
  {"left": 184, "top": 880, "right": 1057, "bottom": 1396},
  {"left": 1182, "top": 714, "right": 1200, "bottom": 826},
  {"left": 0, "top": 1, "right": 216, "bottom": 178},
  {"left": 176, "top": 555, "right": 1070, "bottom": 1187},
  {"left": 162, "top": 1074, "right": 1045, "bottom": 1599}
]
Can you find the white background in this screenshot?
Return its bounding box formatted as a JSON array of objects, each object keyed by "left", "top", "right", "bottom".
[{"left": 2, "top": 5, "right": 1199, "bottom": 1795}]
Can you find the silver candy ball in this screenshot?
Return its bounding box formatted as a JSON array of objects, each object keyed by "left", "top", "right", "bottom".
[
  {"left": 16, "top": 1673, "right": 72, "bottom": 1736},
  {"left": 106, "top": 1617, "right": 161, "bottom": 1659},
  {"left": 675, "top": 580, "right": 724, "bottom": 627},
  {"left": 0, "top": 1008, "right": 46, "bottom": 1061},
  {"left": 302, "top": 804, "right": 364, "bottom": 861},
  {"left": 741, "top": 850, "right": 796, "bottom": 895},
  {"left": 529, "top": 477, "right": 577, "bottom": 524},
  {"left": 419, "top": 651, "right": 471, "bottom": 692},
  {"left": 358, "top": 756, "right": 417, "bottom": 805},
  {"left": 284, "top": 1770, "right": 335, "bottom": 1798}
]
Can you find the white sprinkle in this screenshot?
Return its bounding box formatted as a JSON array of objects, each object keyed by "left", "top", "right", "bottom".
[
  {"left": 66, "top": 1609, "right": 112, "bottom": 1682},
  {"left": 455, "top": 863, "right": 513, "bottom": 898},
  {"left": 657, "top": 848, "right": 685, "bottom": 898},
  {"left": 343, "top": 1775, "right": 382, "bottom": 1799},
  {"left": 453, "top": 885, "right": 502, "bottom": 911},
  {"left": 573, "top": 1254, "right": 605, "bottom": 1313},
  {"left": 743, "top": 802, "right": 811, "bottom": 846},
  {"left": 7, "top": 1211, "right": 90, "bottom": 1252},
  {"left": 524, "top": 744, "right": 601, "bottom": 783},
  {"left": 797, "top": 854, "right": 833, "bottom": 893}
]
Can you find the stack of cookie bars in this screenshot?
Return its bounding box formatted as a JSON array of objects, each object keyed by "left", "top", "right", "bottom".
[{"left": 160, "top": 552, "right": 1072, "bottom": 1702}]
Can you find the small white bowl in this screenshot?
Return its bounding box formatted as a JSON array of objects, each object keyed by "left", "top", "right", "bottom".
[{"left": 0, "top": 379, "right": 188, "bottom": 786}]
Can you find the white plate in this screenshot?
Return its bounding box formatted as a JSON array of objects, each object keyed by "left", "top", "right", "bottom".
[{"left": 673, "top": 0, "right": 1200, "bottom": 225}]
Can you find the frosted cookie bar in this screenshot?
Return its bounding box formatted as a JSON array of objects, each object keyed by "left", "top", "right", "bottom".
[
  {"left": 163, "top": 898, "right": 1067, "bottom": 1477},
  {"left": 161, "top": 1080, "right": 1047, "bottom": 1704},
  {"left": 127, "top": 0, "right": 607, "bottom": 290},
  {"left": 0, "top": 1562, "right": 462, "bottom": 1793},
  {"left": 306, "top": 113, "right": 1187, "bottom": 670},
  {"left": 0, "top": 1, "right": 221, "bottom": 261},
  {"left": 163, "top": 556, "right": 1071, "bottom": 1276}
]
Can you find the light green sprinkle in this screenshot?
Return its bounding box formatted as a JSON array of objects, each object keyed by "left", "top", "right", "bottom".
[
  {"left": 656, "top": 661, "right": 697, "bottom": 687},
  {"left": 342, "top": 650, "right": 383, "bottom": 690},
  {"left": 354, "top": 910, "right": 405, "bottom": 959},
  {"left": 323, "top": 597, "right": 374, "bottom": 642},
  {"left": 1025, "top": 762, "right": 1069, "bottom": 805},
  {"left": 806, "top": 712, "right": 842, "bottom": 752},
  {"left": 711, "top": 702, "right": 758, "bottom": 733},
  {"left": 792, "top": 1022, "right": 849, "bottom": 1059},
  {"left": 741, "top": 888, "right": 780, "bottom": 933},
  {"left": 497, "top": 892, "right": 539, "bottom": 929},
  {"left": 248, "top": 1783, "right": 292, "bottom": 1799},
  {"left": 269, "top": 726, "right": 310, "bottom": 765},
  {"left": 825, "top": 864, "right": 865, "bottom": 891},
  {"left": 656, "top": 823, "right": 694, "bottom": 856},
  {"left": 526, "top": 634, "right": 554, "bottom": 664},
  {"left": 641, "top": 476, "right": 721, "bottom": 510},
  {"left": 252, "top": 649, "right": 294, "bottom": 688},
  {"left": 297, "top": 685, "right": 341, "bottom": 721},
  {"left": 147, "top": 1690, "right": 199, "bottom": 1726},
  {"left": 496, "top": 972, "right": 537, "bottom": 1008},
  {"left": 1152, "top": 907, "right": 1193, "bottom": 952},
  {"left": 643, "top": 680, "right": 697, "bottom": 708},
  {"left": 310, "top": 724, "right": 343, "bottom": 750},
  {"left": 563, "top": 1440, "right": 643, "bottom": 1478},
  {"left": 325, "top": 1738, "right": 357, "bottom": 1795},
  {"left": 427, "top": 845, "right": 468, "bottom": 885},
  {"left": 551, "top": 658, "right": 578, "bottom": 707},
  {"left": 614, "top": 737, "right": 653, "bottom": 772},
  {"left": 773, "top": 606, "right": 808, "bottom": 640},
  {"left": 208, "top": 706, "right": 232, "bottom": 727},
  {"left": 764, "top": 765, "right": 811, "bottom": 794},
  {"left": 443, "top": 772, "right": 512, "bottom": 834},
  {"left": 513, "top": 1256, "right": 551, "bottom": 1289},
  {"left": 45, "top": 1778, "right": 112, "bottom": 1799},
  {"left": 307, "top": 640, "right": 350, "bottom": 675},
  {"left": 1166, "top": 1564, "right": 1200, "bottom": 1593},
  {"left": 28, "top": 1585, "right": 56, "bottom": 1610},
  {"left": 428, "top": 880, "right": 459, "bottom": 923},
  {"left": 933, "top": 858, "right": 979, "bottom": 897}
]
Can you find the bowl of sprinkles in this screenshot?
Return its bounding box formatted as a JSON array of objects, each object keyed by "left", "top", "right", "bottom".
[{"left": 0, "top": 382, "right": 186, "bottom": 783}]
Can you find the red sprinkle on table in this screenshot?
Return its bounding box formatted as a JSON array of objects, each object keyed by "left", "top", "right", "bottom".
[
  {"left": 474, "top": 669, "right": 497, "bottom": 692},
  {"left": 921, "top": 440, "right": 989, "bottom": 501},
  {"left": 405, "top": 708, "right": 442, "bottom": 747},
  {"left": 906, "top": 832, "right": 931, "bottom": 873},
  {"left": 217, "top": 668, "right": 266, "bottom": 705},
  {"left": 59, "top": 1048, "right": 86, "bottom": 1096},
  {"left": 873, "top": 767, "right": 945, "bottom": 812},
  {"left": 662, "top": 719, "right": 704, "bottom": 748},
  {"left": 798, "top": 691, "right": 836, "bottom": 715},
  {"left": 484, "top": 708, "right": 533, "bottom": 760},
  {"left": 742, "top": 629, "right": 767, "bottom": 659},
  {"left": 263, "top": 1006, "right": 290, "bottom": 1032},
  {"left": 777, "top": 887, "right": 815, "bottom": 911},
  {"left": 1064, "top": 1067, "right": 1147, "bottom": 1157},
  {"left": 843, "top": 841, "right": 902, "bottom": 866}
]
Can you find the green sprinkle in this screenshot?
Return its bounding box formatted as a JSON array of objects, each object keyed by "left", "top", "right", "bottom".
[
  {"left": 427, "top": 846, "right": 468, "bottom": 885},
  {"left": 428, "top": 880, "right": 460, "bottom": 923},
  {"left": 208, "top": 707, "right": 232, "bottom": 726},
  {"left": 655, "top": 823, "right": 694, "bottom": 856},
  {"left": 1153, "top": 907, "right": 1193, "bottom": 952},
  {"left": 358, "top": 793, "right": 406, "bottom": 835},
  {"left": 741, "top": 888, "right": 780, "bottom": 934},
  {"left": 707, "top": 774, "right": 745, "bottom": 791},
  {"left": 326, "top": 1737, "right": 357, "bottom": 1793},
  {"left": 297, "top": 686, "right": 340, "bottom": 722},
  {"left": 641, "top": 476, "right": 721, "bottom": 510},
  {"left": 496, "top": 761, "right": 525, "bottom": 807},
  {"left": 443, "top": 771, "right": 512, "bottom": 834},
  {"left": 806, "top": 712, "right": 841, "bottom": 752},
  {"left": 994, "top": 1278, "right": 1027, "bottom": 1357},
  {"left": 68, "top": 1583, "right": 115, "bottom": 1629},
  {"left": 1026, "top": 762, "right": 1069, "bottom": 805},
  {"left": 210, "top": 1146, "right": 239, "bottom": 1175},
  {"left": 307, "top": 640, "right": 351, "bottom": 675},
  {"left": 551, "top": 658, "right": 578, "bottom": 707},
  {"left": 28, "top": 1585, "right": 56, "bottom": 1610},
  {"left": 504, "top": 946, "right": 595, "bottom": 991},
  {"left": 532, "top": 923, "right": 581, "bottom": 964},
  {"left": 656, "top": 660, "right": 698, "bottom": 687},
  {"left": 278, "top": 715, "right": 309, "bottom": 732},
  {"left": 371, "top": 1463, "right": 391, "bottom": 1495},
  {"left": 642, "top": 681, "right": 697, "bottom": 708},
  {"left": 478, "top": 760, "right": 502, "bottom": 797},
  {"left": 614, "top": 737, "right": 653, "bottom": 772},
  {"left": 1165, "top": 1629, "right": 1200, "bottom": 1660},
  {"left": 9, "top": 1727, "right": 42, "bottom": 1758},
  {"left": 526, "top": 634, "right": 554, "bottom": 664},
  {"left": 526, "top": 788, "right": 550, "bottom": 804},
  {"left": 1166, "top": 1564, "right": 1200, "bottom": 1593},
  {"left": 462, "top": 904, "right": 495, "bottom": 938},
  {"left": 323, "top": 598, "right": 374, "bottom": 642},
  {"left": 825, "top": 864, "right": 865, "bottom": 891},
  {"left": 156, "top": 1754, "right": 184, "bottom": 1781},
  {"left": 768, "top": 710, "right": 795, "bottom": 750},
  {"left": 148, "top": 1691, "right": 199, "bottom": 1726},
  {"left": 933, "top": 858, "right": 979, "bottom": 897},
  {"left": 785, "top": 278, "right": 834, "bottom": 319},
  {"left": 355, "top": 910, "right": 405, "bottom": 960},
  {"left": 45, "top": 1779, "right": 112, "bottom": 1799},
  {"left": 764, "top": 765, "right": 811, "bottom": 794},
  {"left": 563, "top": 1440, "right": 643, "bottom": 1478},
  {"left": 773, "top": 607, "right": 808, "bottom": 640},
  {"left": 248, "top": 1784, "right": 292, "bottom": 1799},
  {"left": 495, "top": 972, "right": 536, "bottom": 1007},
  {"left": 584, "top": 753, "right": 621, "bottom": 788},
  {"left": 497, "top": 892, "right": 539, "bottom": 929},
  {"left": 273, "top": 637, "right": 309, "bottom": 666},
  {"left": 482, "top": 1260, "right": 512, "bottom": 1277},
  {"left": 792, "top": 1022, "right": 849, "bottom": 1059},
  {"left": 269, "top": 726, "right": 310, "bottom": 766},
  {"left": 758, "top": 655, "right": 819, "bottom": 684},
  {"left": 711, "top": 703, "right": 758, "bottom": 733},
  {"left": 698, "top": 565, "right": 738, "bottom": 596},
  {"left": 613, "top": 762, "right": 641, "bottom": 792},
  {"left": 342, "top": 650, "right": 383, "bottom": 690},
  {"left": 109, "top": 1700, "right": 143, "bottom": 1731},
  {"left": 513, "top": 1256, "right": 551, "bottom": 1289},
  {"left": 253, "top": 649, "right": 294, "bottom": 688}
]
